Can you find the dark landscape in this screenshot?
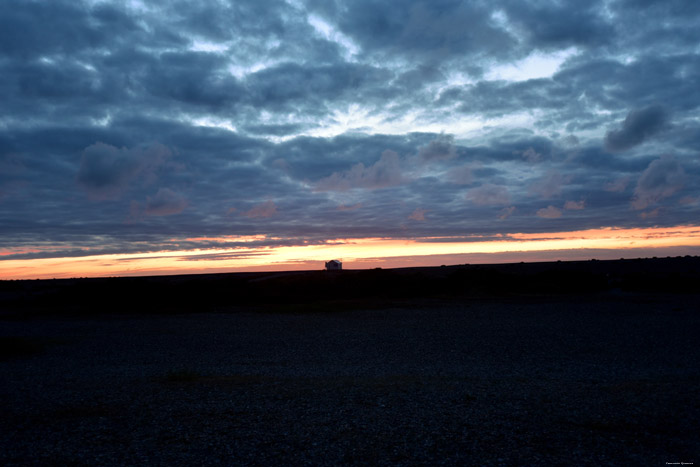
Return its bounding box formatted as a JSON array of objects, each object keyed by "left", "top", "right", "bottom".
[{"left": 1, "top": 257, "right": 699, "bottom": 465}]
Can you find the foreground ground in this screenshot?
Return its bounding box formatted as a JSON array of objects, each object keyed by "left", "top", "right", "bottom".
[{"left": 1, "top": 289, "right": 699, "bottom": 465}]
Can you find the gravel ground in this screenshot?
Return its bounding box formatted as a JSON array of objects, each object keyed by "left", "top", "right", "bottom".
[{"left": 1, "top": 293, "right": 699, "bottom": 466}]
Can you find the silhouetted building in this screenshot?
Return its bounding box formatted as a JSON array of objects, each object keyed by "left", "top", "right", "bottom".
[{"left": 325, "top": 259, "right": 342, "bottom": 271}]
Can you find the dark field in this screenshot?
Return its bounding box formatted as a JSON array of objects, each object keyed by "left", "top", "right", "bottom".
[{"left": 1, "top": 258, "right": 699, "bottom": 465}]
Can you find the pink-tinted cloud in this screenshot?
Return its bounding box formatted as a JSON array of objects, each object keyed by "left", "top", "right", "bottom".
[
  {"left": 639, "top": 208, "right": 661, "bottom": 219},
  {"left": 145, "top": 188, "right": 187, "bottom": 216},
  {"left": 408, "top": 208, "right": 427, "bottom": 221},
  {"left": 631, "top": 155, "right": 685, "bottom": 210},
  {"left": 499, "top": 206, "right": 516, "bottom": 219},
  {"left": 529, "top": 170, "right": 570, "bottom": 199},
  {"left": 564, "top": 200, "right": 585, "bottom": 210},
  {"left": 243, "top": 200, "right": 278, "bottom": 218},
  {"left": 466, "top": 183, "right": 510, "bottom": 206},
  {"left": 315, "top": 150, "right": 402, "bottom": 191},
  {"left": 447, "top": 165, "right": 473, "bottom": 185},
  {"left": 536, "top": 205, "right": 562, "bottom": 218},
  {"left": 679, "top": 195, "right": 699, "bottom": 206},
  {"left": 604, "top": 176, "right": 630, "bottom": 192},
  {"left": 337, "top": 203, "right": 363, "bottom": 211}
]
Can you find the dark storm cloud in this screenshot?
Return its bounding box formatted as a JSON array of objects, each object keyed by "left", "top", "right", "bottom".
[
  {"left": 604, "top": 106, "right": 668, "bottom": 152},
  {"left": 1, "top": 0, "right": 700, "bottom": 268}
]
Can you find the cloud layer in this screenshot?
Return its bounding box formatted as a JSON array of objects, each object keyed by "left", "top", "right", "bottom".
[{"left": 1, "top": 0, "right": 699, "bottom": 265}]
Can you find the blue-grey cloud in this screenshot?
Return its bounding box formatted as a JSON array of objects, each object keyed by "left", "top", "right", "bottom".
[
  {"left": 466, "top": 184, "right": 510, "bottom": 206},
  {"left": 1, "top": 0, "right": 700, "bottom": 269},
  {"left": 631, "top": 155, "right": 685, "bottom": 210},
  {"left": 604, "top": 105, "right": 668, "bottom": 152},
  {"left": 418, "top": 134, "right": 457, "bottom": 161},
  {"left": 77, "top": 142, "right": 172, "bottom": 200},
  {"left": 315, "top": 150, "right": 403, "bottom": 191},
  {"left": 503, "top": 2, "right": 614, "bottom": 48},
  {"left": 144, "top": 188, "right": 188, "bottom": 217}
]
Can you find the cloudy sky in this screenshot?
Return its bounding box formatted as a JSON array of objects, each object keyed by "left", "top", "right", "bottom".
[{"left": 2, "top": 0, "right": 700, "bottom": 278}]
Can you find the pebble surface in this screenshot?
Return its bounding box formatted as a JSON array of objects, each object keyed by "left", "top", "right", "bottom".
[{"left": 1, "top": 294, "right": 699, "bottom": 465}]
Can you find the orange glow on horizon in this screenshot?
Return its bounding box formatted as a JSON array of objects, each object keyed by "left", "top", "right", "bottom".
[
  {"left": 179, "top": 234, "right": 270, "bottom": 243},
  {"left": 1, "top": 225, "right": 700, "bottom": 279}
]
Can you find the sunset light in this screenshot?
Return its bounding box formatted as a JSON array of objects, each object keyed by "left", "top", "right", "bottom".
[
  {"left": 2, "top": 0, "right": 699, "bottom": 281},
  {"left": 3, "top": 226, "right": 699, "bottom": 280}
]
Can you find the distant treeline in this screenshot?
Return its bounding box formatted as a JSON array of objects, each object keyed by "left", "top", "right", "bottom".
[{"left": 1, "top": 256, "right": 698, "bottom": 316}]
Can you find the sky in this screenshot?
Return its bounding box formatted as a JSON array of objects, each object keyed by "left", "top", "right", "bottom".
[{"left": 2, "top": 0, "right": 700, "bottom": 279}]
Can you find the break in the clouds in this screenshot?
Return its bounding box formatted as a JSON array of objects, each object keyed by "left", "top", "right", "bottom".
[{"left": 1, "top": 0, "right": 700, "bottom": 265}]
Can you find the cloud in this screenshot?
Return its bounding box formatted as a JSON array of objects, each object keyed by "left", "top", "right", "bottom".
[
  {"left": 521, "top": 147, "right": 543, "bottom": 163},
  {"left": 639, "top": 207, "right": 661, "bottom": 219},
  {"left": 144, "top": 188, "right": 187, "bottom": 216},
  {"left": 604, "top": 105, "right": 668, "bottom": 152},
  {"left": 328, "top": 1, "right": 516, "bottom": 63},
  {"left": 499, "top": 206, "right": 516, "bottom": 220},
  {"left": 536, "top": 205, "right": 563, "bottom": 218},
  {"left": 447, "top": 165, "right": 473, "bottom": 185},
  {"left": 141, "top": 52, "right": 244, "bottom": 110},
  {"left": 604, "top": 176, "right": 630, "bottom": 192},
  {"left": 243, "top": 200, "right": 278, "bottom": 218},
  {"left": 337, "top": 203, "right": 363, "bottom": 211},
  {"left": 418, "top": 134, "right": 456, "bottom": 161},
  {"left": 631, "top": 154, "right": 685, "bottom": 210},
  {"left": 408, "top": 208, "right": 427, "bottom": 221},
  {"left": 564, "top": 200, "right": 585, "bottom": 210},
  {"left": 504, "top": 3, "right": 614, "bottom": 48},
  {"left": 529, "top": 171, "right": 569, "bottom": 199},
  {"left": 77, "top": 142, "right": 171, "bottom": 200},
  {"left": 315, "top": 150, "right": 402, "bottom": 191},
  {"left": 466, "top": 184, "right": 510, "bottom": 206},
  {"left": 679, "top": 195, "right": 699, "bottom": 206},
  {"left": 247, "top": 62, "right": 389, "bottom": 109}
]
